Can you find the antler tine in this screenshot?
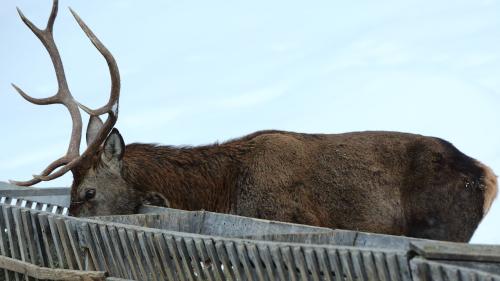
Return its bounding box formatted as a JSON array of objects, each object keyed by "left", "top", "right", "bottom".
[
  {"left": 9, "top": 156, "right": 69, "bottom": 186},
  {"left": 69, "top": 8, "right": 120, "bottom": 118},
  {"left": 11, "top": 83, "right": 60, "bottom": 105},
  {"left": 14, "top": 7, "right": 60, "bottom": 106},
  {"left": 17, "top": 0, "right": 71, "bottom": 93},
  {"left": 46, "top": 0, "right": 58, "bottom": 32},
  {"left": 33, "top": 158, "right": 77, "bottom": 181},
  {"left": 9, "top": 178, "right": 42, "bottom": 187},
  {"left": 16, "top": 7, "right": 42, "bottom": 35}
]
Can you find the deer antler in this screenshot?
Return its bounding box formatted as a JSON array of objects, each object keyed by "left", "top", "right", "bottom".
[{"left": 9, "top": 0, "right": 120, "bottom": 186}]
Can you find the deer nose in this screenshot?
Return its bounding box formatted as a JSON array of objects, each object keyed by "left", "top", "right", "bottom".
[{"left": 68, "top": 201, "right": 83, "bottom": 216}]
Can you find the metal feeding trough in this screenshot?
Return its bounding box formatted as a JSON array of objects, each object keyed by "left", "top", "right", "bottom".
[{"left": 0, "top": 184, "right": 498, "bottom": 280}]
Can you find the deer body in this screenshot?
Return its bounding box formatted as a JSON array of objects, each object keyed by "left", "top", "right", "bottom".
[
  {"left": 70, "top": 129, "right": 497, "bottom": 242},
  {"left": 11, "top": 0, "right": 497, "bottom": 243}
]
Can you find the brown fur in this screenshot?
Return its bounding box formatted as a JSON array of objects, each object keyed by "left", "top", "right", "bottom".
[
  {"left": 476, "top": 161, "right": 498, "bottom": 214},
  {"left": 69, "top": 130, "right": 497, "bottom": 242}
]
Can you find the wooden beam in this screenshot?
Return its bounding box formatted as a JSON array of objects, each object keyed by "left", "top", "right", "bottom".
[
  {"left": 0, "top": 254, "right": 107, "bottom": 280},
  {"left": 411, "top": 241, "right": 500, "bottom": 262}
]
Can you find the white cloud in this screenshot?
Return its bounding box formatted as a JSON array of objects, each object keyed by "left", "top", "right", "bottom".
[{"left": 457, "top": 53, "right": 499, "bottom": 67}]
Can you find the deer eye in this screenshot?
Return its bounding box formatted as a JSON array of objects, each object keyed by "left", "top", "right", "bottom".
[{"left": 85, "top": 189, "right": 96, "bottom": 200}]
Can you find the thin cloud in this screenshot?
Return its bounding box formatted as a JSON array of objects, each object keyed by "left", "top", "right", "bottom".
[
  {"left": 120, "top": 107, "right": 186, "bottom": 131},
  {"left": 217, "top": 84, "right": 288, "bottom": 109}
]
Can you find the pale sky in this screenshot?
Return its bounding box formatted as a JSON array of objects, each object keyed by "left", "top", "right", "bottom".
[{"left": 1, "top": 0, "right": 499, "bottom": 243}]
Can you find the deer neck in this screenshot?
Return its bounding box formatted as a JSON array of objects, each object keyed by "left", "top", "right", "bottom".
[{"left": 121, "top": 143, "right": 240, "bottom": 212}]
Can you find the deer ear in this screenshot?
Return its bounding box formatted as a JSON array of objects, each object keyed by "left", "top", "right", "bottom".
[
  {"left": 86, "top": 116, "right": 104, "bottom": 146},
  {"left": 102, "top": 128, "right": 125, "bottom": 165},
  {"left": 142, "top": 191, "right": 170, "bottom": 208}
]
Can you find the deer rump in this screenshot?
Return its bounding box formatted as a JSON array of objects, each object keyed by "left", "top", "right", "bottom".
[
  {"left": 73, "top": 129, "right": 496, "bottom": 243},
  {"left": 11, "top": 0, "right": 497, "bottom": 243}
]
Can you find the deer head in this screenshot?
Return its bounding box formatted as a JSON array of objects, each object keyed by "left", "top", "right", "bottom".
[{"left": 70, "top": 128, "right": 171, "bottom": 216}]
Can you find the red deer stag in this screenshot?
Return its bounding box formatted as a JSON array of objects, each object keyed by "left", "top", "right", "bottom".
[{"left": 11, "top": 0, "right": 497, "bottom": 242}]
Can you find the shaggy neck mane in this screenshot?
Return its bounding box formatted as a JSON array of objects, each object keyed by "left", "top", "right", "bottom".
[{"left": 121, "top": 141, "right": 251, "bottom": 212}]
